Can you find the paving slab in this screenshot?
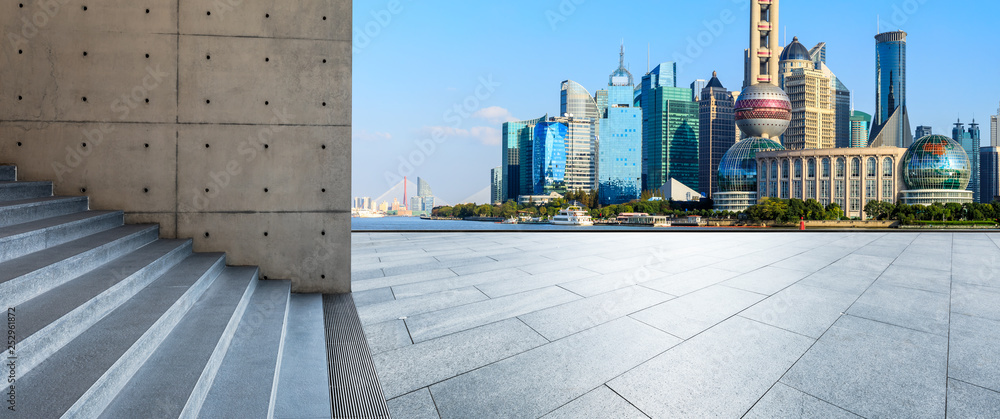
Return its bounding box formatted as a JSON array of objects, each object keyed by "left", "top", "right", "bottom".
[
  {"left": 357, "top": 287, "right": 488, "bottom": 325},
  {"left": 352, "top": 268, "right": 458, "bottom": 293},
  {"left": 641, "top": 266, "right": 742, "bottom": 296},
  {"left": 387, "top": 388, "right": 441, "bottom": 419},
  {"left": 608, "top": 316, "right": 814, "bottom": 419},
  {"left": 952, "top": 282, "right": 1000, "bottom": 322},
  {"left": 430, "top": 317, "right": 679, "bottom": 419},
  {"left": 519, "top": 285, "right": 673, "bottom": 341},
  {"left": 557, "top": 267, "right": 673, "bottom": 297},
  {"left": 848, "top": 282, "right": 950, "bottom": 336},
  {"left": 364, "top": 320, "right": 412, "bottom": 355},
  {"left": 740, "top": 283, "right": 857, "bottom": 339},
  {"left": 391, "top": 268, "right": 531, "bottom": 299},
  {"left": 630, "top": 285, "right": 765, "bottom": 339},
  {"left": 876, "top": 264, "right": 952, "bottom": 294},
  {"left": 475, "top": 267, "right": 601, "bottom": 298},
  {"left": 948, "top": 313, "right": 1000, "bottom": 393},
  {"left": 947, "top": 379, "right": 1000, "bottom": 419},
  {"left": 795, "top": 266, "right": 880, "bottom": 295},
  {"left": 373, "top": 318, "right": 547, "bottom": 400},
  {"left": 351, "top": 287, "right": 395, "bottom": 307},
  {"left": 540, "top": 385, "right": 646, "bottom": 419},
  {"left": 722, "top": 266, "right": 811, "bottom": 295},
  {"left": 405, "top": 286, "right": 580, "bottom": 343},
  {"left": 781, "top": 315, "right": 948, "bottom": 419},
  {"left": 743, "top": 383, "right": 862, "bottom": 419}
]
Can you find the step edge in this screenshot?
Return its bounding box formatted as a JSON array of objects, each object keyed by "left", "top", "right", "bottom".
[
  {"left": 180, "top": 267, "right": 261, "bottom": 419},
  {"left": 0, "top": 210, "right": 122, "bottom": 242},
  {"left": 16, "top": 240, "right": 193, "bottom": 378},
  {"left": 0, "top": 211, "right": 124, "bottom": 263},
  {"left": 267, "top": 288, "right": 294, "bottom": 419},
  {"left": 0, "top": 225, "right": 160, "bottom": 309},
  {"left": 62, "top": 255, "right": 227, "bottom": 418}
]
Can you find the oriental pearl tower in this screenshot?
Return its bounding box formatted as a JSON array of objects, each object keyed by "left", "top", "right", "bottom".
[{"left": 736, "top": 0, "right": 791, "bottom": 140}]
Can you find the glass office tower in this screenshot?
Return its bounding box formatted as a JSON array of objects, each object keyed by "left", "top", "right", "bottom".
[
  {"left": 598, "top": 47, "right": 643, "bottom": 205},
  {"left": 916, "top": 126, "right": 933, "bottom": 139},
  {"left": 642, "top": 87, "right": 699, "bottom": 191},
  {"left": 850, "top": 111, "right": 872, "bottom": 148},
  {"left": 501, "top": 115, "right": 546, "bottom": 201},
  {"left": 699, "top": 72, "right": 736, "bottom": 197},
  {"left": 533, "top": 121, "right": 568, "bottom": 195},
  {"left": 954, "top": 120, "right": 982, "bottom": 202},
  {"left": 872, "top": 31, "right": 910, "bottom": 148},
  {"left": 982, "top": 147, "right": 1000, "bottom": 203}
]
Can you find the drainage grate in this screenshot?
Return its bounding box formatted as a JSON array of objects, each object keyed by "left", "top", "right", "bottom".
[{"left": 322, "top": 293, "right": 392, "bottom": 419}]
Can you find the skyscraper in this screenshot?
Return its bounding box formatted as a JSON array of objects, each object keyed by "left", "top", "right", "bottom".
[
  {"left": 533, "top": 121, "right": 568, "bottom": 195},
  {"left": 491, "top": 167, "right": 502, "bottom": 204},
  {"left": 699, "top": 72, "right": 736, "bottom": 198},
  {"left": 779, "top": 37, "right": 834, "bottom": 150},
  {"left": 551, "top": 115, "right": 598, "bottom": 192},
  {"left": 982, "top": 147, "right": 1000, "bottom": 203},
  {"left": 870, "top": 31, "right": 912, "bottom": 148},
  {"left": 690, "top": 79, "right": 708, "bottom": 102},
  {"left": 954, "top": 119, "right": 982, "bottom": 202},
  {"left": 417, "top": 177, "right": 433, "bottom": 197},
  {"left": 809, "top": 42, "right": 827, "bottom": 64},
  {"left": 641, "top": 63, "right": 699, "bottom": 192},
  {"left": 501, "top": 115, "right": 546, "bottom": 201},
  {"left": 850, "top": 111, "right": 872, "bottom": 148},
  {"left": 915, "top": 126, "right": 933, "bottom": 139},
  {"left": 746, "top": 0, "right": 781, "bottom": 88},
  {"left": 411, "top": 177, "right": 435, "bottom": 214},
  {"left": 992, "top": 103, "right": 999, "bottom": 147},
  {"left": 598, "top": 46, "right": 643, "bottom": 205}
]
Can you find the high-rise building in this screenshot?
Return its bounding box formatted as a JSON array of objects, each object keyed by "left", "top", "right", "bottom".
[
  {"left": 916, "top": 126, "right": 933, "bottom": 139},
  {"left": 982, "top": 147, "right": 1000, "bottom": 203},
  {"left": 809, "top": 42, "right": 827, "bottom": 64},
  {"left": 779, "top": 38, "right": 834, "bottom": 150},
  {"left": 533, "top": 121, "right": 568, "bottom": 195},
  {"left": 641, "top": 63, "right": 699, "bottom": 192},
  {"left": 501, "top": 115, "right": 546, "bottom": 202},
  {"left": 732, "top": 91, "right": 742, "bottom": 143},
  {"left": 491, "top": 167, "right": 502, "bottom": 204},
  {"left": 550, "top": 115, "right": 598, "bottom": 192},
  {"left": 417, "top": 177, "right": 433, "bottom": 197},
  {"left": 992, "top": 102, "right": 999, "bottom": 147},
  {"left": 598, "top": 46, "right": 643, "bottom": 205},
  {"left": 953, "top": 119, "right": 982, "bottom": 202},
  {"left": 850, "top": 111, "right": 872, "bottom": 148},
  {"left": 690, "top": 79, "right": 708, "bottom": 102},
  {"left": 746, "top": 0, "right": 781, "bottom": 88},
  {"left": 699, "top": 72, "right": 736, "bottom": 198},
  {"left": 870, "top": 31, "right": 912, "bottom": 148}
]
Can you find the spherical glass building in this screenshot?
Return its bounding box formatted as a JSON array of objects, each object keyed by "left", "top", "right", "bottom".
[
  {"left": 714, "top": 137, "right": 785, "bottom": 211},
  {"left": 899, "top": 135, "right": 973, "bottom": 205}
]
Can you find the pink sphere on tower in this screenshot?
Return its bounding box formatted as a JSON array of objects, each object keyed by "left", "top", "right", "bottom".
[{"left": 734, "top": 84, "right": 791, "bottom": 139}]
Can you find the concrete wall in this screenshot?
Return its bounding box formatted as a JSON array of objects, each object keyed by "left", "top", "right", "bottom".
[{"left": 0, "top": 1, "right": 351, "bottom": 293}]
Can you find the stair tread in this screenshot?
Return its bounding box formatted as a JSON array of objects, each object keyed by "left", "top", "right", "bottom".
[
  {"left": 0, "top": 166, "right": 14, "bottom": 182},
  {"left": 14, "top": 253, "right": 226, "bottom": 418},
  {"left": 100, "top": 266, "right": 258, "bottom": 418},
  {"left": 273, "top": 294, "right": 333, "bottom": 419},
  {"left": 0, "top": 196, "right": 90, "bottom": 229},
  {"left": 0, "top": 181, "right": 52, "bottom": 202},
  {"left": 201, "top": 279, "right": 291, "bottom": 418},
  {"left": 0, "top": 195, "right": 87, "bottom": 209},
  {"left": 0, "top": 224, "right": 157, "bottom": 286},
  {"left": 0, "top": 210, "right": 120, "bottom": 239},
  {"left": 16, "top": 239, "right": 192, "bottom": 343}
]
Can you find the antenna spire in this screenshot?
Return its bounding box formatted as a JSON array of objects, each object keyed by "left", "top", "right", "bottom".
[{"left": 620, "top": 40, "right": 625, "bottom": 68}]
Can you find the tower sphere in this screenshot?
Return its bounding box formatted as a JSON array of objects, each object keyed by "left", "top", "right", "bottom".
[{"left": 734, "top": 84, "right": 791, "bottom": 139}]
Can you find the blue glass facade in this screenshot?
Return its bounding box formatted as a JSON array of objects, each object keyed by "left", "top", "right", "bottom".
[
  {"left": 599, "top": 104, "right": 642, "bottom": 205},
  {"left": 953, "top": 120, "right": 982, "bottom": 202},
  {"left": 902, "top": 135, "right": 971, "bottom": 191},
  {"left": 533, "top": 122, "right": 568, "bottom": 195},
  {"left": 875, "top": 31, "right": 906, "bottom": 128},
  {"left": 501, "top": 115, "right": 546, "bottom": 201}
]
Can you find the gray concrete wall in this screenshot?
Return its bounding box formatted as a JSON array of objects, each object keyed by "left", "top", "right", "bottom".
[{"left": 0, "top": 1, "right": 351, "bottom": 293}]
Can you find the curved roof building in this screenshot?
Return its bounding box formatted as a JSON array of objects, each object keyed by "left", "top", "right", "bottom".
[
  {"left": 714, "top": 137, "right": 786, "bottom": 212},
  {"left": 900, "top": 135, "right": 973, "bottom": 204}
]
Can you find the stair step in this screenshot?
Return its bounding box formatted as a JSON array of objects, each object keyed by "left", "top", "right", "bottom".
[
  {"left": 0, "top": 165, "right": 15, "bottom": 181},
  {"left": 273, "top": 294, "right": 333, "bottom": 419},
  {"left": 100, "top": 266, "right": 259, "bottom": 418},
  {"left": 0, "top": 196, "right": 89, "bottom": 228},
  {"left": 0, "top": 181, "right": 51, "bottom": 202},
  {"left": 14, "top": 253, "right": 226, "bottom": 418},
  {"left": 14, "top": 239, "right": 193, "bottom": 377},
  {"left": 0, "top": 224, "right": 159, "bottom": 309},
  {"left": 200, "top": 279, "right": 292, "bottom": 418},
  {"left": 0, "top": 210, "right": 123, "bottom": 263}
]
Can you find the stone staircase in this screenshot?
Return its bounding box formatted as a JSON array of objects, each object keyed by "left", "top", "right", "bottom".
[{"left": 0, "top": 165, "right": 335, "bottom": 418}]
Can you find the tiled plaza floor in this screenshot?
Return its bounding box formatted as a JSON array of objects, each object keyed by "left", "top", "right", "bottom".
[{"left": 351, "top": 232, "right": 1000, "bottom": 418}]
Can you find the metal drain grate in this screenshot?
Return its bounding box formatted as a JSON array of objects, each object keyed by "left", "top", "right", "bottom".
[{"left": 322, "top": 293, "right": 392, "bottom": 419}]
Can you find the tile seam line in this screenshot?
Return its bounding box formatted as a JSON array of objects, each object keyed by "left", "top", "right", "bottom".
[
  {"left": 944, "top": 233, "right": 954, "bottom": 415},
  {"left": 735, "top": 315, "right": 817, "bottom": 341},
  {"left": 947, "top": 377, "right": 1000, "bottom": 396},
  {"left": 769, "top": 382, "right": 873, "bottom": 419},
  {"left": 737, "top": 231, "right": 919, "bottom": 418}
]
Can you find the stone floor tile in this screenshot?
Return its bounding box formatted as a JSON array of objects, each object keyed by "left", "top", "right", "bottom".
[
  {"left": 740, "top": 283, "right": 857, "bottom": 338},
  {"left": 365, "top": 320, "right": 412, "bottom": 355},
  {"left": 630, "top": 285, "right": 765, "bottom": 339},
  {"left": 475, "top": 267, "right": 600, "bottom": 298},
  {"left": 848, "top": 282, "right": 950, "bottom": 336},
  {"left": 948, "top": 313, "right": 1000, "bottom": 393},
  {"left": 387, "top": 388, "right": 441, "bottom": 419},
  {"left": 357, "top": 287, "right": 488, "bottom": 325},
  {"left": 743, "top": 383, "right": 862, "bottom": 419},
  {"left": 722, "top": 266, "right": 811, "bottom": 295},
  {"left": 641, "top": 266, "right": 742, "bottom": 296},
  {"left": 390, "top": 268, "right": 531, "bottom": 299},
  {"left": 520, "top": 285, "right": 673, "bottom": 341},
  {"left": 947, "top": 379, "right": 1000, "bottom": 419},
  {"left": 540, "top": 385, "right": 647, "bottom": 419}
]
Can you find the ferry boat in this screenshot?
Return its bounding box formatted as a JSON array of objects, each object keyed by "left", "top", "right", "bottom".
[
  {"left": 352, "top": 209, "right": 385, "bottom": 218},
  {"left": 551, "top": 206, "right": 594, "bottom": 226}
]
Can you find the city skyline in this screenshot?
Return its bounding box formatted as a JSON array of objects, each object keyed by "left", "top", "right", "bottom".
[{"left": 352, "top": 0, "right": 1000, "bottom": 204}]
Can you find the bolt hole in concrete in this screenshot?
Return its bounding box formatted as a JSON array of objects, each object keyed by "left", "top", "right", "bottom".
[
  {"left": 145, "top": 54, "right": 149, "bottom": 58},
  {"left": 83, "top": 51, "right": 87, "bottom": 56},
  {"left": 321, "top": 188, "right": 326, "bottom": 193},
  {"left": 206, "top": 11, "right": 210, "bottom": 16},
  {"left": 264, "top": 144, "right": 269, "bottom": 149},
  {"left": 263, "top": 276, "right": 268, "bottom": 280},
  {"left": 205, "top": 188, "right": 210, "bottom": 193},
  {"left": 206, "top": 99, "right": 210, "bottom": 104},
  {"left": 264, "top": 188, "right": 269, "bottom": 193},
  {"left": 264, "top": 232, "right": 268, "bottom": 237},
  {"left": 19, "top": 4, "right": 23, "bottom": 8},
  {"left": 17, "top": 96, "right": 22, "bottom": 100},
  {"left": 205, "top": 232, "right": 210, "bottom": 238},
  {"left": 145, "top": 9, "right": 149, "bottom": 14},
  {"left": 18, "top": 50, "right": 22, "bottom": 54},
  {"left": 265, "top": 13, "right": 270, "bottom": 18},
  {"left": 80, "top": 188, "right": 87, "bottom": 193},
  {"left": 206, "top": 55, "right": 211, "bottom": 60},
  {"left": 143, "top": 188, "right": 149, "bottom": 193},
  {"left": 144, "top": 143, "right": 149, "bottom": 148},
  {"left": 264, "top": 101, "right": 269, "bottom": 106},
  {"left": 321, "top": 144, "right": 326, "bottom": 149},
  {"left": 321, "top": 275, "right": 326, "bottom": 279},
  {"left": 322, "top": 59, "right": 327, "bottom": 63},
  {"left": 265, "top": 57, "right": 269, "bottom": 62},
  {"left": 322, "top": 102, "right": 326, "bottom": 107},
  {"left": 82, "top": 97, "right": 87, "bottom": 102},
  {"left": 321, "top": 231, "right": 326, "bottom": 236},
  {"left": 145, "top": 98, "right": 149, "bottom": 103},
  {"left": 205, "top": 143, "right": 210, "bottom": 148},
  {"left": 17, "top": 142, "right": 22, "bottom": 147},
  {"left": 82, "top": 143, "right": 87, "bottom": 148},
  {"left": 82, "top": 6, "right": 87, "bottom": 11}
]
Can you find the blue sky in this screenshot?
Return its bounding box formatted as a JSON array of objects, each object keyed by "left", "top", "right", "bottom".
[{"left": 352, "top": 0, "right": 1000, "bottom": 205}]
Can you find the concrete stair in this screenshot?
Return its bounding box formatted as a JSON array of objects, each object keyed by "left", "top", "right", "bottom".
[{"left": 0, "top": 165, "right": 334, "bottom": 418}]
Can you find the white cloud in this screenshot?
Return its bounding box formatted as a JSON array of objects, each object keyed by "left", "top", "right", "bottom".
[
  {"left": 472, "top": 106, "right": 518, "bottom": 125},
  {"left": 353, "top": 129, "right": 392, "bottom": 142},
  {"left": 423, "top": 126, "right": 501, "bottom": 146}
]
